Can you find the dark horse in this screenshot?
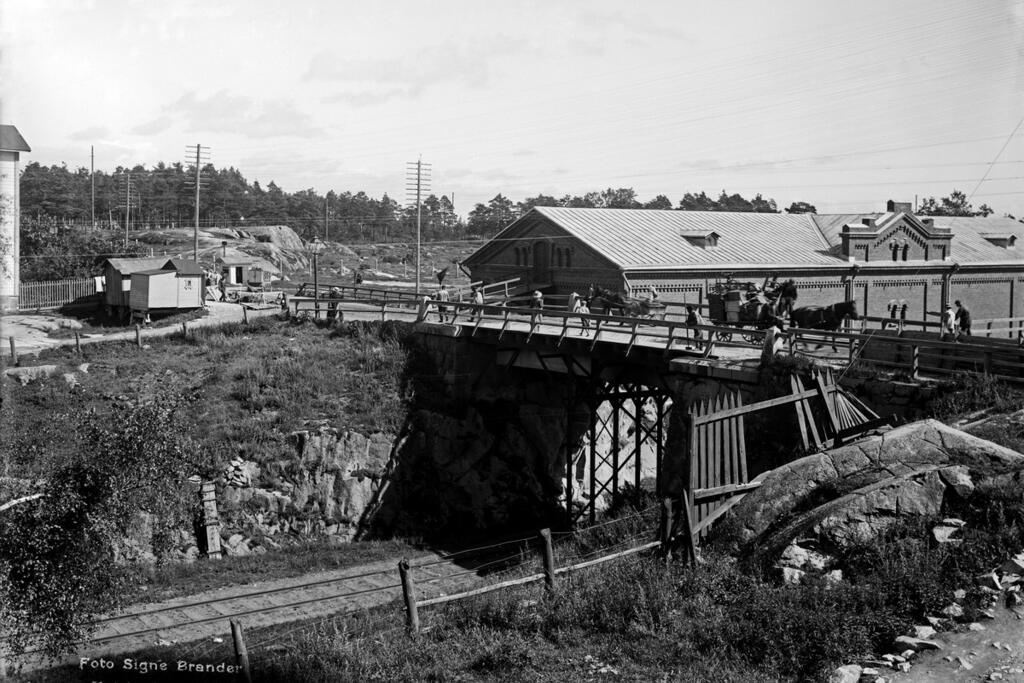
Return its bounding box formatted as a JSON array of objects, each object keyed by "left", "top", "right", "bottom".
[
  {"left": 790, "top": 300, "right": 859, "bottom": 351},
  {"left": 588, "top": 285, "right": 667, "bottom": 319}
]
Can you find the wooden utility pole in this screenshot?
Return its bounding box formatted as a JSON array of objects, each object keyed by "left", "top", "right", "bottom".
[
  {"left": 185, "top": 144, "right": 209, "bottom": 261},
  {"left": 90, "top": 146, "right": 95, "bottom": 229},
  {"left": 405, "top": 159, "right": 432, "bottom": 296}
]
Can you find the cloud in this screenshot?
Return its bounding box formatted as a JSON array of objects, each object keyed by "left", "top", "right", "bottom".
[
  {"left": 150, "top": 90, "right": 326, "bottom": 138},
  {"left": 68, "top": 125, "right": 110, "bottom": 141},
  {"left": 131, "top": 116, "right": 173, "bottom": 136},
  {"left": 305, "top": 37, "right": 519, "bottom": 105},
  {"left": 580, "top": 10, "right": 690, "bottom": 44}
]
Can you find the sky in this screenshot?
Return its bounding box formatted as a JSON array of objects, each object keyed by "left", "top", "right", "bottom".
[{"left": 2, "top": 0, "right": 1023, "bottom": 218}]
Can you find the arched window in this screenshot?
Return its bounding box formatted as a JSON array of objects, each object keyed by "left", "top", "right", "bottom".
[
  {"left": 557, "top": 249, "right": 563, "bottom": 268},
  {"left": 902, "top": 244, "right": 909, "bottom": 261},
  {"left": 514, "top": 248, "right": 520, "bottom": 267},
  {"left": 900, "top": 302, "right": 908, "bottom": 320},
  {"left": 566, "top": 250, "right": 572, "bottom": 269},
  {"left": 891, "top": 243, "right": 899, "bottom": 262}
]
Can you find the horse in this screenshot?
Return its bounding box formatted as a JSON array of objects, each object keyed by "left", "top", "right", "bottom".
[
  {"left": 789, "top": 300, "right": 859, "bottom": 351},
  {"left": 588, "top": 285, "right": 666, "bottom": 320}
]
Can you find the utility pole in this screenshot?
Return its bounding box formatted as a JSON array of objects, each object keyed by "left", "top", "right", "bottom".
[
  {"left": 185, "top": 144, "right": 210, "bottom": 262},
  {"left": 324, "top": 196, "right": 329, "bottom": 241},
  {"left": 90, "top": 146, "right": 95, "bottom": 230},
  {"left": 125, "top": 174, "right": 131, "bottom": 248},
  {"left": 405, "top": 158, "right": 432, "bottom": 296}
]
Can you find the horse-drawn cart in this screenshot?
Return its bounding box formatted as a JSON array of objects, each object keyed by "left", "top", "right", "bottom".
[{"left": 706, "top": 276, "right": 789, "bottom": 342}]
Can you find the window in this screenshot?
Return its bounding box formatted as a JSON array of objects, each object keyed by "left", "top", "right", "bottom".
[{"left": 902, "top": 244, "right": 909, "bottom": 261}]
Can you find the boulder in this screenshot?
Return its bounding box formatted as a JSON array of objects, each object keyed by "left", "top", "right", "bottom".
[
  {"left": 4, "top": 365, "right": 59, "bottom": 385},
  {"left": 828, "top": 664, "right": 862, "bottom": 683},
  {"left": 894, "top": 636, "right": 942, "bottom": 652},
  {"left": 731, "top": 420, "right": 1024, "bottom": 542}
]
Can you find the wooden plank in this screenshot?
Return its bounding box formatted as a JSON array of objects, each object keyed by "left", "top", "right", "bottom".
[
  {"left": 692, "top": 481, "right": 762, "bottom": 503},
  {"left": 724, "top": 393, "right": 735, "bottom": 489},
  {"left": 815, "top": 370, "right": 842, "bottom": 439},
  {"left": 736, "top": 392, "right": 748, "bottom": 483},
  {"left": 691, "top": 491, "right": 750, "bottom": 535},
  {"left": 710, "top": 395, "right": 722, "bottom": 530},
  {"left": 791, "top": 375, "right": 811, "bottom": 451},
  {"left": 691, "top": 388, "right": 820, "bottom": 426},
  {"left": 419, "top": 572, "right": 547, "bottom": 607},
  {"left": 556, "top": 541, "right": 663, "bottom": 575},
  {"left": 836, "top": 415, "right": 894, "bottom": 441}
]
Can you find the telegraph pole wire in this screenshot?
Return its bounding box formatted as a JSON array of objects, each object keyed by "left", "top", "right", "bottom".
[{"left": 405, "top": 158, "right": 432, "bottom": 296}]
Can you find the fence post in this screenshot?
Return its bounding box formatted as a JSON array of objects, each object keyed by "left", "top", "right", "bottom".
[
  {"left": 678, "top": 490, "right": 697, "bottom": 566},
  {"left": 911, "top": 344, "right": 920, "bottom": 380},
  {"left": 660, "top": 497, "right": 673, "bottom": 565},
  {"left": 75, "top": 331, "right": 82, "bottom": 354},
  {"left": 230, "top": 620, "right": 253, "bottom": 683},
  {"left": 181, "top": 322, "right": 188, "bottom": 338},
  {"left": 242, "top": 306, "right": 249, "bottom": 325},
  {"left": 8, "top": 337, "right": 16, "bottom": 365},
  {"left": 135, "top": 324, "right": 142, "bottom": 349},
  {"left": 398, "top": 559, "right": 420, "bottom": 635},
  {"left": 539, "top": 528, "right": 556, "bottom": 594}
]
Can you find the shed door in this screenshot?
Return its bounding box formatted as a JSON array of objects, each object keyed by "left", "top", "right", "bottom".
[
  {"left": 234, "top": 266, "right": 244, "bottom": 283},
  {"left": 532, "top": 241, "right": 549, "bottom": 283}
]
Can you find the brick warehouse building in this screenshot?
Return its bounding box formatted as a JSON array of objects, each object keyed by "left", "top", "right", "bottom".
[{"left": 462, "top": 201, "right": 1024, "bottom": 325}]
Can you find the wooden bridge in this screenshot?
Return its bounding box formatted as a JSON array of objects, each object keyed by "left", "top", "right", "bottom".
[{"left": 288, "top": 281, "right": 1024, "bottom": 532}]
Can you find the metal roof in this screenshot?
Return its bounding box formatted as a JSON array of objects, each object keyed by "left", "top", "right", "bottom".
[
  {"left": 164, "top": 258, "right": 205, "bottom": 275},
  {"left": 0, "top": 125, "right": 30, "bottom": 152},
  {"left": 531, "top": 207, "right": 840, "bottom": 269},
  {"left": 105, "top": 257, "right": 171, "bottom": 274}
]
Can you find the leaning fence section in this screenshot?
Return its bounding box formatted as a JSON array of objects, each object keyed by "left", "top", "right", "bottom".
[{"left": 18, "top": 278, "right": 97, "bottom": 310}]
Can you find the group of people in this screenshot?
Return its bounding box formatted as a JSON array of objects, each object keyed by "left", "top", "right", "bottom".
[
  {"left": 434, "top": 283, "right": 485, "bottom": 323},
  {"left": 940, "top": 300, "right": 972, "bottom": 342}
]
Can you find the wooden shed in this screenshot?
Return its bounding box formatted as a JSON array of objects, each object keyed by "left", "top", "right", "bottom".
[
  {"left": 103, "top": 257, "right": 171, "bottom": 312},
  {"left": 128, "top": 259, "right": 204, "bottom": 318}
]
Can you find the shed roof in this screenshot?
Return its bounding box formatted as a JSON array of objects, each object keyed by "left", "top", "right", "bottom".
[
  {"left": 133, "top": 268, "right": 176, "bottom": 277},
  {"left": 106, "top": 257, "right": 171, "bottom": 274},
  {"left": 0, "top": 125, "right": 30, "bottom": 153},
  {"left": 163, "top": 258, "right": 205, "bottom": 275}
]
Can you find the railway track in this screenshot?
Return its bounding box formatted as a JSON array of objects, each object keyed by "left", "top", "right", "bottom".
[{"left": 9, "top": 553, "right": 481, "bottom": 669}]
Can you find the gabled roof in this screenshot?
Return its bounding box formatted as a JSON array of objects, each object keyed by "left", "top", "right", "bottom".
[
  {"left": 163, "top": 258, "right": 205, "bottom": 275},
  {"left": 484, "top": 207, "right": 840, "bottom": 270},
  {"left": 133, "top": 268, "right": 176, "bottom": 277},
  {"left": 105, "top": 257, "right": 170, "bottom": 274},
  {"left": 0, "top": 125, "right": 30, "bottom": 153}
]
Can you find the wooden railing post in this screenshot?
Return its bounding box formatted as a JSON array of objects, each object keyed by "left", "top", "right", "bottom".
[
  {"left": 660, "top": 497, "right": 673, "bottom": 565},
  {"left": 74, "top": 331, "right": 81, "bottom": 355},
  {"left": 539, "top": 528, "right": 556, "bottom": 594},
  {"left": 135, "top": 324, "right": 142, "bottom": 349},
  {"left": 911, "top": 344, "right": 920, "bottom": 380},
  {"left": 8, "top": 337, "right": 16, "bottom": 364},
  {"left": 200, "top": 481, "right": 222, "bottom": 560},
  {"left": 399, "top": 559, "right": 420, "bottom": 635},
  {"left": 230, "top": 620, "right": 253, "bottom": 683}
]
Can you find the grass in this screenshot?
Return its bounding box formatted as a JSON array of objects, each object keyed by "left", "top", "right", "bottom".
[{"left": 1, "top": 316, "right": 416, "bottom": 479}]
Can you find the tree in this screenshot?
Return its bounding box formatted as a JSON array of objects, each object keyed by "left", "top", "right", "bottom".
[
  {"left": 785, "top": 201, "right": 818, "bottom": 214},
  {"left": 677, "top": 192, "right": 717, "bottom": 211},
  {"left": 643, "top": 195, "right": 673, "bottom": 210},
  {"left": 917, "top": 189, "right": 993, "bottom": 217},
  {"left": 0, "top": 395, "right": 212, "bottom": 657}
]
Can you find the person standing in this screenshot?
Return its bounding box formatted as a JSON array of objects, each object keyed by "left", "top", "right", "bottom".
[
  {"left": 571, "top": 292, "right": 591, "bottom": 334},
  {"left": 530, "top": 290, "right": 544, "bottom": 325},
  {"left": 686, "top": 305, "right": 705, "bottom": 350},
  {"left": 941, "top": 304, "right": 956, "bottom": 342},
  {"left": 437, "top": 284, "right": 450, "bottom": 323},
  {"left": 468, "top": 285, "right": 484, "bottom": 322},
  {"left": 954, "top": 300, "right": 972, "bottom": 339}
]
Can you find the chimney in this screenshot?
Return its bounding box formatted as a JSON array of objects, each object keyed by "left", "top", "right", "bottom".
[{"left": 887, "top": 199, "right": 913, "bottom": 214}]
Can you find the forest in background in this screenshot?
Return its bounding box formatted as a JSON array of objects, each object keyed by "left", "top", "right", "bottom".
[{"left": 15, "top": 159, "right": 997, "bottom": 281}]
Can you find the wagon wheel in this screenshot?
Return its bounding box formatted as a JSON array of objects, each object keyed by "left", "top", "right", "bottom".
[
  {"left": 715, "top": 330, "right": 733, "bottom": 342},
  {"left": 741, "top": 329, "right": 762, "bottom": 344}
]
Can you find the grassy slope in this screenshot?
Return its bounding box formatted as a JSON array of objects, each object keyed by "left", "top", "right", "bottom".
[{"left": 2, "top": 317, "right": 413, "bottom": 479}]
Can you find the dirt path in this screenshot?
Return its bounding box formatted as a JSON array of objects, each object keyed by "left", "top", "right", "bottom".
[
  {"left": 883, "top": 605, "right": 1024, "bottom": 682},
  {"left": 8, "top": 551, "right": 481, "bottom": 672}
]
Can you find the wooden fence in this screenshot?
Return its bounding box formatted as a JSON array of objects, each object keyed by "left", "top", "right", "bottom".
[
  {"left": 18, "top": 278, "right": 97, "bottom": 310},
  {"left": 683, "top": 369, "right": 885, "bottom": 538}
]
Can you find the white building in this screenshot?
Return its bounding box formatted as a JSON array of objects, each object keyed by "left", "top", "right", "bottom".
[{"left": 0, "top": 125, "right": 30, "bottom": 313}]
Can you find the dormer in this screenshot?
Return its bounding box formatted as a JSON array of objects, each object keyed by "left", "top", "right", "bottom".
[
  {"left": 982, "top": 233, "right": 1017, "bottom": 249},
  {"left": 679, "top": 230, "right": 719, "bottom": 248}
]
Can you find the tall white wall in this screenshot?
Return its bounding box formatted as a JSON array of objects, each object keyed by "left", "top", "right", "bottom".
[{"left": 0, "top": 151, "right": 19, "bottom": 312}]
